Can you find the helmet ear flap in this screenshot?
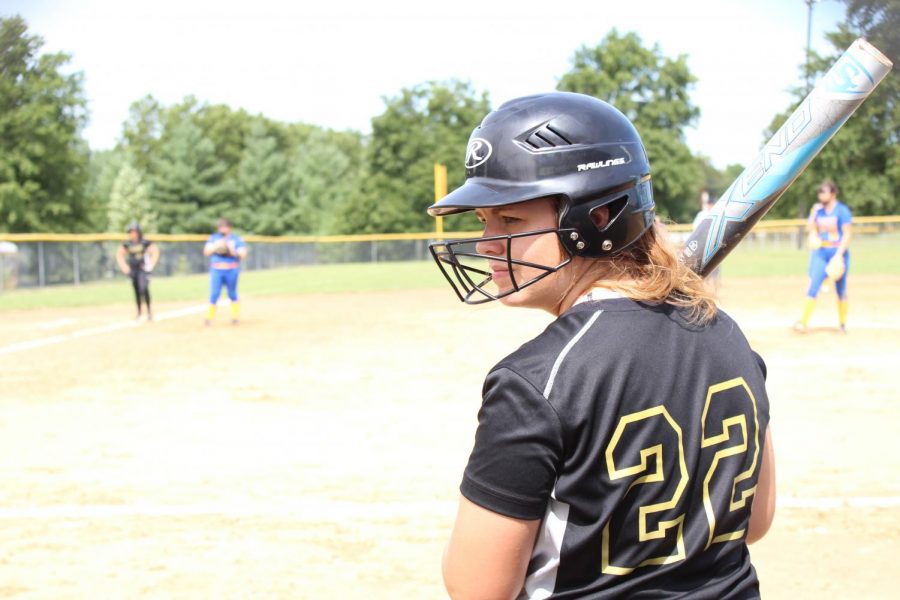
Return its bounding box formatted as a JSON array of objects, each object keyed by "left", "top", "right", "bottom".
[
  {"left": 560, "top": 178, "right": 654, "bottom": 258},
  {"left": 591, "top": 196, "right": 629, "bottom": 233}
]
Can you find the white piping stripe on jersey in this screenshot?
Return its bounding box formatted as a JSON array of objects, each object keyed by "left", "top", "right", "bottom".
[
  {"left": 542, "top": 309, "right": 603, "bottom": 398},
  {"left": 522, "top": 310, "right": 602, "bottom": 599},
  {"left": 520, "top": 489, "right": 571, "bottom": 600},
  {"left": 573, "top": 288, "right": 622, "bottom": 305}
]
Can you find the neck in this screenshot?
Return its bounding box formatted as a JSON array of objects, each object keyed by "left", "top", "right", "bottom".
[{"left": 553, "top": 263, "right": 628, "bottom": 315}]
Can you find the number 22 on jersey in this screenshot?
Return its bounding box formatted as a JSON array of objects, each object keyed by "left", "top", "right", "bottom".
[{"left": 602, "top": 377, "right": 761, "bottom": 576}]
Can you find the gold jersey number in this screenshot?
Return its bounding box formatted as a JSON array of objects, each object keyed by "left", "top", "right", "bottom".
[{"left": 602, "top": 377, "right": 760, "bottom": 575}]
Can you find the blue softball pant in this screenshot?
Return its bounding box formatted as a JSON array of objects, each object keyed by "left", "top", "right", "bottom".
[
  {"left": 209, "top": 268, "right": 240, "bottom": 304},
  {"left": 807, "top": 247, "right": 849, "bottom": 299}
]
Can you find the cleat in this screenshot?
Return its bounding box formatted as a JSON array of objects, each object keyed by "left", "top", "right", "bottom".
[{"left": 792, "top": 321, "right": 808, "bottom": 334}]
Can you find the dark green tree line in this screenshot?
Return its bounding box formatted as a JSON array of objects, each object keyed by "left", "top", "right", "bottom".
[
  {"left": 333, "top": 80, "right": 490, "bottom": 234},
  {"left": 0, "top": 15, "right": 89, "bottom": 233},
  {"left": 15, "top": 12, "right": 893, "bottom": 237},
  {"left": 108, "top": 95, "right": 367, "bottom": 234}
]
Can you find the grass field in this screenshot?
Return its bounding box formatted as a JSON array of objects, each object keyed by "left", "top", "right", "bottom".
[
  {"left": 1, "top": 251, "right": 899, "bottom": 598},
  {"left": 2, "top": 233, "right": 898, "bottom": 312},
  {"left": 0, "top": 262, "right": 443, "bottom": 311}
]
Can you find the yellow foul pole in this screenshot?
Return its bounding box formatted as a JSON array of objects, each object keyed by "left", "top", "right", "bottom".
[{"left": 433, "top": 163, "right": 448, "bottom": 236}]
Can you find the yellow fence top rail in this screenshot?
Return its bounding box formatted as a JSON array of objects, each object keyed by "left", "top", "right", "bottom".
[{"left": 1, "top": 215, "right": 898, "bottom": 243}]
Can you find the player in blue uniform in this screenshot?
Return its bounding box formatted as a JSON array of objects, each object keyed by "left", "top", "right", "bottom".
[
  {"left": 795, "top": 180, "right": 852, "bottom": 333},
  {"left": 203, "top": 217, "right": 248, "bottom": 325},
  {"left": 430, "top": 93, "right": 775, "bottom": 599}
]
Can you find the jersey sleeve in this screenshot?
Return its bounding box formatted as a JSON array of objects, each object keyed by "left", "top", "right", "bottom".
[
  {"left": 839, "top": 204, "right": 853, "bottom": 227},
  {"left": 752, "top": 351, "right": 767, "bottom": 380},
  {"left": 234, "top": 236, "right": 246, "bottom": 249},
  {"left": 461, "top": 367, "right": 564, "bottom": 520}
]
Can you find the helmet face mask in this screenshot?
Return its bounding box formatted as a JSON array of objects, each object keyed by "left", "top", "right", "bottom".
[
  {"left": 429, "top": 226, "right": 575, "bottom": 304},
  {"left": 428, "top": 92, "right": 655, "bottom": 305}
]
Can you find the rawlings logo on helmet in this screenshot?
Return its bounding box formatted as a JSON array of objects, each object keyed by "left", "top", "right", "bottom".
[
  {"left": 577, "top": 157, "right": 627, "bottom": 172},
  {"left": 465, "top": 138, "right": 492, "bottom": 168}
]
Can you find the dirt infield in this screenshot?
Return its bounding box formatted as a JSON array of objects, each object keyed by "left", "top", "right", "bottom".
[{"left": 1, "top": 274, "right": 898, "bottom": 598}]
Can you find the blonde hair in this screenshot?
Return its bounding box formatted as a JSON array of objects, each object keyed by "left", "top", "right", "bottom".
[{"left": 576, "top": 223, "right": 718, "bottom": 323}]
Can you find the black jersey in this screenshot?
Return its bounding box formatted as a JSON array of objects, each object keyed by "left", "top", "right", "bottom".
[
  {"left": 122, "top": 239, "right": 152, "bottom": 273},
  {"left": 462, "top": 297, "right": 769, "bottom": 599}
]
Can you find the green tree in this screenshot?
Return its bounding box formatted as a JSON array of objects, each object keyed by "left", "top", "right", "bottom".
[
  {"left": 83, "top": 148, "right": 127, "bottom": 232},
  {"left": 697, "top": 156, "right": 745, "bottom": 203},
  {"left": 192, "top": 102, "right": 257, "bottom": 180},
  {"left": 557, "top": 30, "right": 704, "bottom": 222},
  {"left": 293, "top": 129, "right": 364, "bottom": 234},
  {"left": 558, "top": 30, "right": 699, "bottom": 132},
  {"left": 640, "top": 128, "right": 704, "bottom": 223},
  {"left": 107, "top": 161, "right": 155, "bottom": 233},
  {"left": 762, "top": 0, "right": 899, "bottom": 218},
  {"left": 844, "top": 0, "right": 899, "bottom": 63},
  {"left": 0, "top": 15, "right": 89, "bottom": 232},
  {"left": 115, "top": 92, "right": 370, "bottom": 235},
  {"left": 120, "top": 95, "right": 164, "bottom": 174},
  {"left": 149, "top": 120, "right": 233, "bottom": 233},
  {"left": 235, "top": 121, "right": 301, "bottom": 235},
  {"left": 336, "top": 80, "right": 490, "bottom": 234}
]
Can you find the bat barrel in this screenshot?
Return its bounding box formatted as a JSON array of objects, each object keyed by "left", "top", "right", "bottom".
[{"left": 681, "top": 38, "right": 893, "bottom": 276}]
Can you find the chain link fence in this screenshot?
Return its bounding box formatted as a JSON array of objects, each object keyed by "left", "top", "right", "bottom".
[
  {"left": 0, "top": 238, "right": 433, "bottom": 291},
  {"left": 1, "top": 217, "right": 897, "bottom": 291}
]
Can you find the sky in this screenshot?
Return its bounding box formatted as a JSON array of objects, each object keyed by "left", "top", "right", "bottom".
[{"left": 6, "top": 0, "right": 848, "bottom": 169}]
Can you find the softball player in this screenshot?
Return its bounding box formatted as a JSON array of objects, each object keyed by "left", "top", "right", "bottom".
[
  {"left": 203, "top": 217, "right": 247, "bottom": 325},
  {"left": 429, "top": 93, "right": 775, "bottom": 599},
  {"left": 794, "top": 180, "right": 852, "bottom": 333},
  {"left": 115, "top": 222, "right": 159, "bottom": 320}
]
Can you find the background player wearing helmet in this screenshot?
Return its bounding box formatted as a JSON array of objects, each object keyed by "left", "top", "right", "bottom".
[
  {"left": 203, "top": 217, "right": 248, "bottom": 325},
  {"left": 115, "top": 223, "right": 159, "bottom": 320},
  {"left": 430, "top": 93, "right": 776, "bottom": 599},
  {"left": 794, "top": 180, "right": 852, "bottom": 333},
  {"left": 692, "top": 190, "right": 721, "bottom": 289}
]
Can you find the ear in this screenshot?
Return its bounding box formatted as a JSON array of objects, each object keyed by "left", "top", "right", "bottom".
[{"left": 590, "top": 206, "right": 610, "bottom": 230}]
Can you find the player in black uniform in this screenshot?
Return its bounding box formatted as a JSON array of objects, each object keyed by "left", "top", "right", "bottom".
[
  {"left": 428, "top": 93, "right": 776, "bottom": 599},
  {"left": 116, "top": 222, "right": 160, "bottom": 320}
]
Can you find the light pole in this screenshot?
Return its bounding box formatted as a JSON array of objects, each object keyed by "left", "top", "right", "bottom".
[
  {"left": 797, "top": 0, "right": 816, "bottom": 250},
  {"left": 805, "top": 0, "right": 818, "bottom": 93},
  {"left": 798, "top": 0, "right": 818, "bottom": 247}
]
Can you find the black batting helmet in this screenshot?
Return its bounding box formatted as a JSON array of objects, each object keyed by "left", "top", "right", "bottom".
[{"left": 428, "top": 92, "right": 655, "bottom": 303}]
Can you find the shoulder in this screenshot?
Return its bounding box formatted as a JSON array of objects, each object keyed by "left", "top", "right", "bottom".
[
  {"left": 207, "top": 233, "right": 220, "bottom": 242},
  {"left": 493, "top": 306, "right": 603, "bottom": 382},
  {"left": 838, "top": 202, "right": 853, "bottom": 219},
  {"left": 578, "top": 299, "right": 761, "bottom": 375},
  {"left": 491, "top": 299, "right": 643, "bottom": 393}
]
